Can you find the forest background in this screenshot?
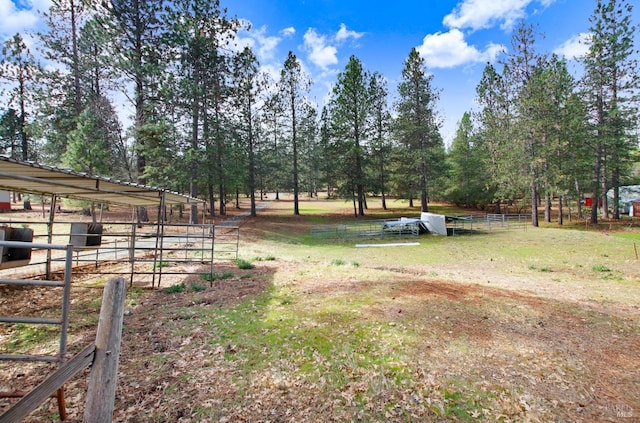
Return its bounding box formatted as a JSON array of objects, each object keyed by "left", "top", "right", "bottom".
[{"left": 0, "top": 0, "right": 639, "bottom": 227}]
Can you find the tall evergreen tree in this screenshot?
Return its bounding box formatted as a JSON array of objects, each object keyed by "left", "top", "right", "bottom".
[
  {"left": 39, "top": 0, "right": 88, "bottom": 119},
  {"left": 0, "top": 109, "right": 21, "bottom": 158},
  {"left": 368, "top": 72, "right": 392, "bottom": 210},
  {"left": 394, "top": 48, "right": 443, "bottom": 212},
  {"left": 261, "top": 93, "right": 286, "bottom": 200},
  {"left": 319, "top": 106, "right": 337, "bottom": 198},
  {"left": 0, "top": 33, "right": 40, "bottom": 161},
  {"left": 445, "top": 112, "right": 491, "bottom": 208},
  {"left": 503, "top": 22, "right": 548, "bottom": 227},
  {"left": 298, "top": 102, "right": 320, "bottom": 198},
  {"left": 279, "top": 51, "right": 312, "bottom": 215},
  {"left": 328, "top": 55, "right": 371, "bottom": 217},
  {"left": 582, "top": 0, "right": 639, "bottom": 223},
  {"left": 232, "top": 47, "right": 264, "bottom": 217},
  {"left": 101, "top": 0, "right": 166, "bottom": 221}
]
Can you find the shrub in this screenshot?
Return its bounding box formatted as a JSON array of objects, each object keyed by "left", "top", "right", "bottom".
[
  {"left": 200, "top": 271, "right": 234, "bottom": 281},
  {"left": 190, "top": 281, "right": 207, "bottom": 292},
  {"left": 235, "top": 258, "right": 254, "bottom": 269},
  {"left": 592, "top": 265, "right": 611, "bottom": 272},
  {"left": 163, "top": 283, "right": 185, "bottom": 294}
]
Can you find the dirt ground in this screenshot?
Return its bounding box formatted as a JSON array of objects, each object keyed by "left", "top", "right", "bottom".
[{"left": 1, "top": 200, "right": 639, "bottom": 422}]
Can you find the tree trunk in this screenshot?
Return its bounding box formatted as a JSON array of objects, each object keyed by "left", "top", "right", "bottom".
[
  {"left": 218, "top": 183, "right": 225, "bottom": 216},
  {"left": 544, "top": 191, "right": 552, "bottom": 223},
  {"left": 531, "top": 182, "right": 539, "bottom": 227},
  {"left": 590, "top": 140, "right": 602, "bottom": 225},
  {"left": 136, "top": 207, "right": 148, "bottom": 225},
  {"left": 612, "top": 167, "right": 620, "bottom": 220},
  {"left": 575, "top": 178, "right": 583, "bottom": 221},
  {"left": 558, "top": 195, "right": 563, "bottom": 225},
  {"left": 352, "top": 191, "right": 357, "bottom": 218},
  {"left": 292, "top": 104, "right": 299, "bottom": 216},
  {"left": 420, "top": 155, "right": 428, "bottom": 212},
  {"left": 601, "top": 171, "right": 610, "bottom": 220},
  {"left": 207, "top": 183, "right": 215, "bottom": 217}
]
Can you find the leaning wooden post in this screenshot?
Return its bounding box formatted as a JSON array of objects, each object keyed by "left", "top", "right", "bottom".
[{"left": 83, "top": 277, "right": 126, "bottom": 423}]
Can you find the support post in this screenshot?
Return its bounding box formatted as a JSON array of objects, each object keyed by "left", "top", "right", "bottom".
[
  {"left": 46, "top": 194, "right": 57, "bottom": 279},
  {"left": 83, "top": 277, "right": 126, "bottom": 423}
]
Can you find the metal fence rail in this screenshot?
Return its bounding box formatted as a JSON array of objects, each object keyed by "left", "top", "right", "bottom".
[
  {"left": 0, "top": 221, "right": 240, "bottom": 287},
  {"left": 0, "top": 240, "right": 74, "bottom": 418},
  {"left": 448, "top": 214, "right": 530, "bottom": 235},
  {"left": 310, "top": 218, "right": 422, "bottom": 240},
  {"left": 311, "top": 214, "right": 530, "bottom": 239}
]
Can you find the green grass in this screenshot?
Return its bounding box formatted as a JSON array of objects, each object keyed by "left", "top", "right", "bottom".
[
  {"left": 153, "top": 260, "right": 170, "bottom": 270},
  {"left": 6, "top": 323, "right": 58, "bottom": 350},
  {"left": 8, "top": 199, "right": 640, "bottom": 422},
  {"left": 189, "top": 281, "right": 207, "bottom": 292},
  {"left": 235, "top": 258, "right": 254, "bottom": 269},
  {"left": 163, "top": 283, "right": 186, "bottom": 294},
  {"left": 200, "top": 271, "right": 234, "bottom": 281},
  {"left": 592, "top": 264, "right": 612, "bottom": 272},
  {"left": 253, "top": 255, "right": 277, "bottom": 261}
]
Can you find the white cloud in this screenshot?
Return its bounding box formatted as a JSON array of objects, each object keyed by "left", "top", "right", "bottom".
[
  {"left": 252, "top": 26, "right": 281, "bottom": 61},
  {"left": 443, "top": 0, "right": 542, "bottom": 32},
  {"left": 416, "top": 29, "right": 504, "bottom": 68},
  {"left": 0, "top": 0, "right": 40, "bottom": 39},
  {"left": 554, "top": 33, "right": 591, "bottom": 60},
  {"left": 335, "top": 23, "right": 364, "bottom": 42},
  {"left": 301, "top": 24, "right": 364, "bottom": 70},
  {"left": 281, "top": 26, "right": 295, "bottom": 37},
  {"left": 303, "top": 28, "right": 338, "bottom": 69},
  {"left": 233, "top": 23, "right": 282, "bottom": 62}
]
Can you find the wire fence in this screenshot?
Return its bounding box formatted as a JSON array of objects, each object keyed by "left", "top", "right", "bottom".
[
  {"left": 0, "top": 221, "right": 240, "bottom": 287},
  {"left": 447, "top": 214, "right": 530, "bottom": 235},
  {"left": 310, "top": 218, "right": 423, "bottom": 240},
  {"left": 309, "top": 214, "right": 530, "bottom": 240}
]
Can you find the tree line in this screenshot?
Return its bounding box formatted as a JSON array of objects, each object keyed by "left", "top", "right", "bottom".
[{"left": 0, "top": 0, "right": 637, "bottom": 226}]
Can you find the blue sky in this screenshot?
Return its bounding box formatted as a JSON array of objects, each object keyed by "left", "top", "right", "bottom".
[{"left": 2, "top": 0, "right": 639, "bottom": 144}]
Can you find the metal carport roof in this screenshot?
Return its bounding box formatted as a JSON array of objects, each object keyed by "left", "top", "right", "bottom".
[{"left": 0, "top": 156, "right": 203, "bottom": 207}]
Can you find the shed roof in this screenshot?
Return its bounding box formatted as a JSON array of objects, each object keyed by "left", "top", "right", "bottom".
[{"left": 0, "top": 156, "right": 202, "bottom": 207}]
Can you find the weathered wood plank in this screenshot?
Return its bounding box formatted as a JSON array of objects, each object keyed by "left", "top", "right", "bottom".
[
  {"left": 83, "top": 277, "right": 126, "bottom": 423},
  {"left": 0, "top": 344, "right": 95, "bottom": 423}
]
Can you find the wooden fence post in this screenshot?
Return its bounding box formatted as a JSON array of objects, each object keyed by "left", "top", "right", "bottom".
[{"left": 83, "top": 277, "right": 126, "bottom": 423}]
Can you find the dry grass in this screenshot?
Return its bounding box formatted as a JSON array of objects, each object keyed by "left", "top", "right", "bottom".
[{"left": 1, "top": 197, "right": 639, "bottom": 422}]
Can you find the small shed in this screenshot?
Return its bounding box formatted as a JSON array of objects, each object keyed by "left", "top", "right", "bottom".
[
  {"left": 0, "top": 156, "right": 206, "bottom": 284},
  {"left": 0, "top": 191, "right": 9, "bottom": 210},
  {"left": 606, "top": 185, "right": 640, "bottom": 215}
]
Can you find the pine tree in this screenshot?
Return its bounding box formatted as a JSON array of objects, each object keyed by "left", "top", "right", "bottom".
[
  {"left": 0, "top": 109, "right": 21, "bottom": 158},
  {"left": 0, "top": 33, "right": 40, "bottom": 161},
  {"left": 279, "top": 51, "right": 312, "bottom": 215},
  {"left": 232, "top": 47, "right": 264, "bottom": 217},
  {"left": 582, "top": 0, "right": 639, "bottom": 223},
  {"left": 165, "top": 0, "right": 240, "bottom": 221},
  {"left": 394, "top": 48, "right": 443, "bottom": 212},
  {"left": 445, "top": 112, "right": 492, "bottom": 208},
  {"left": 368, "top": 72, "right": 392, "bottom": 210},
  {"left": 328, "top": 55, "right": 371, "bottom": 217}
]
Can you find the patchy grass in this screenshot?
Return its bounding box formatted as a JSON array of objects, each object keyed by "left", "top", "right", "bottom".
[
  {"left": 200, "top": 271, "right": 234, "bottom": 282},
  {"left": 235, "top": 258, "right": 254, "bottom": 269},
  {"left": 163, "top": 283, "right": 186, "bottom": 294},
  {"left": 592, "top": 264, "right": 612, "bottom": 272},
  {"left": 2, "top": 198, "right": 640, "bottom": 422}
]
